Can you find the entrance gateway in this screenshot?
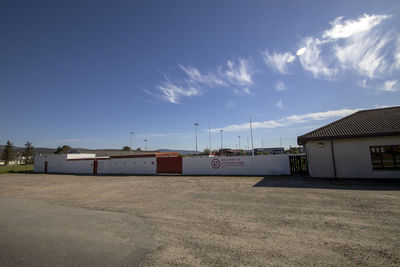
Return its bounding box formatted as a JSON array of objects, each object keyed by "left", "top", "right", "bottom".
[
  {"left": 289, "top": 155, "right": 308, "bottom": 175},
  {"left": 156, "top": 157, "right": 182, "bottom": 174}
]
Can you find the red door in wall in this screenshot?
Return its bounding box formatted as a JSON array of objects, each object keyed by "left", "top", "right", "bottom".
[
  {"left": 156, "top": 157, "right": 182, "bottom": 174},
  {"left": 93, "top": 160, "right": 98, "bottom": 174},
  {"left": 44, "top": 161, "right": 48, "bottom": 173}
]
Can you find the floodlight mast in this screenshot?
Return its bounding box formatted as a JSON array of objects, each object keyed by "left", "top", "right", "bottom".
[
  {"left": 130, "top": 132, "right": 134, "bottom": 151},
  {"left": 208, "top": 123, "right": 212, "bottom": 153},
  {"left": 220, "top": 129, "right": 223, "bottom": 155},
  {"left": 194, "top": 123, "right": 199, "bottom": 154}
]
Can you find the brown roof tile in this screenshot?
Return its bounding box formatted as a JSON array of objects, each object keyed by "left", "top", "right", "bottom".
[{"left": 297, "top": 106, "right": 400, "bottom": 145}]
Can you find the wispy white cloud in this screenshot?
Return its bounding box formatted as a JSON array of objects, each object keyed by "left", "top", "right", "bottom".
[
  {"left": 393, "top": 36, "right": 400, "bottom": 70},
  {"left": 275, "top": 81, "right": 286, "bottom": 91},
  {"left": 357, "top": 79, "right": 368, "bottom": 88},
  {"left": 276, "top": 99, "right": 283, "bottom": 109},
  {"left": 224, "top": 58, "right": 254, "bottom": 85},
  {"left": 381, "top": 80, "right": 399, "bottom": 92},
  {"left": 262, "top": 50, "right": 295, "bottom": 74},
  {"left": 154, "top": 58, "right": 255, "bottom": 104},
  {"left": 264, "top": 13, "right": 398, "bottom": 90},
  {"left": 335, "top": 31, "right": 391, "bottom": 79},
  {"left": 234, "top": 87, "right": 253, "bottom": 95},
  {"left": 157, "top": 78, "right": 200, "bottom": 104},
  {"left": 178, "top": 64, "right": 227, "bottom": 87},
  {"left": 211, "top": 108, "right": 360, "bottom": 132},
  {"left": 322, "top": 14, "right": 390, "bottom": 40},
  {"left": 297, "top": 37, "right": 337, "bottom": 79}
]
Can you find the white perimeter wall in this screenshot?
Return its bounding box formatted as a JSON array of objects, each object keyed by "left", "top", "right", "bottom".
[
  {"left": 34, "top": 155, "right": 157, "bottom": 175},
  {"left": 306, "top": 136, "right": 400, "bottom": 178},
  {"left": 106, "top": 157, "right": 156, "bottom": 175},
  {"left": 182, "top": 155, "right": 290, "bottom": 175},
  {"left": 34, "top": 154, "right": 67, "bottom": 173},
  {"left": 34, "top": 154, "right": 94, "bottom": 174},
  {"left": 35, "top": 155, "right": 289, "bottom": 176}
]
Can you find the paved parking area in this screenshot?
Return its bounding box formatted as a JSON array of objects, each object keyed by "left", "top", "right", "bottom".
[{"left": 0, "top": 174, "right": 399, "bottom": 266}]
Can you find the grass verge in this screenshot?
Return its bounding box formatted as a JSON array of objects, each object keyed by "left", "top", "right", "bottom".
[{"left": 0, "top": 165, "right": 34, "bottom": 174}]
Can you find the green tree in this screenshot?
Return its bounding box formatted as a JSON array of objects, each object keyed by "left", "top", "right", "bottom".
[
  {"left": 1, "top": 140, "right": 15, "bottom": 165},
  {"left": 122, "top": 146, "right": 131, "bottom": 151},
  {"left": 203, "top": 148, "right": 211, "bottom": 154},
  {"left": 23, "top": 141, "right": 34, "bottom": 164},
  {"left": 55, "top": 145, "right": 72, "bottom": 154}
]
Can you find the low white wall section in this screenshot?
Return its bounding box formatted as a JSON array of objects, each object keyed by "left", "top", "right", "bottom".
[
  {"left": 182, "top": 155, "right": 290, "bottom": 175},
  {"left": 64, "top": 160, "right": 94, "bottom": 174},
  {"left": 108, "top": 157, "right": 156, "bottom": 175},
  {"left": 34, "top": 154, "right": 68, "bottom": 173}
]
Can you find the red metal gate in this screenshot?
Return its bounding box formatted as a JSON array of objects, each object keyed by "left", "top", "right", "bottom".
[
  {"left": 93, "top": 160, "right": 98, "bottom": 174},
  {"left": 156, "top": 157, "right": 182, "bottom": 174}
]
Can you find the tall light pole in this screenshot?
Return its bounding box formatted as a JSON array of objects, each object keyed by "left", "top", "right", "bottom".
[
  {"left": 250, "top": 118, "right": 254, "bottom": 157},
  {"left": 220, "top": 129, "right": 223, "bottom": 155},
  {"left": 144, "top": 139, "right": 148, "bottom": 150},
  {"left": 130, "top": 132, "right": 134, "bottom": 150},
  {"left": 208, "top": 123, "right": 212, "bottom": 153},
  {"left": 194, "top": 123, "right": 199, "bottom": 153},
  {"left": 238, "top": 136, "right": 241, "bottom": 149}
]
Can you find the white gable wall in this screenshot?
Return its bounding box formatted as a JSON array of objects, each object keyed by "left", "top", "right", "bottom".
[
  {"left": 306, "top": 136, "right": 400, "bottom": 178},
  {"left": 34, "top": 154, "right": 67, "bottom": 173}
]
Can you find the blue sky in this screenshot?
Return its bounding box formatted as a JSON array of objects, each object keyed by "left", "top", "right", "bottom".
[{"left": 1, "top": 0, "right": 399, "bottom": 151}]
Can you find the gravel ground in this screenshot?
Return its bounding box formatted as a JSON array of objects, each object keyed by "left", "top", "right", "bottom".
[{"left": 0, "top": 173, "right": 399, "bottom": 266}]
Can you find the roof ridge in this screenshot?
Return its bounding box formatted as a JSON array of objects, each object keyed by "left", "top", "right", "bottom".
[
  {"left": 298, "top": 108, "right": 362, "bottom": 138},
  {"left": 297, "top": 106, "right": 400, "bottom": 145},
  {"left": 358, "top": 105, "right": 400, "bottom": 112}
]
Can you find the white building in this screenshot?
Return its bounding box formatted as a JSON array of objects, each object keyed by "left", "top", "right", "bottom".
[{"left": 298, "top": 106, "right": 400, "bottom": 178}]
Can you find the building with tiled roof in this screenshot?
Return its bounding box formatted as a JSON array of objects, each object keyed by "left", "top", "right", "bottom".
[{"left": 297, "top": 106, "right": 400, "bottom": 178}]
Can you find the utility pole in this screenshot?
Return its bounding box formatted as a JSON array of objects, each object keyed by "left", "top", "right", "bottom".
[
  {"left": 194, "top": 123, "right": 199, "bottom": 153},
  {"left": 238, "top": 136, "right": 241, "bottom": 149},
  {"left": 250, "top": 118, "right": 254, "bottom": 158},
  {"left": 208, "top": 123, "right": 212, "bottom": 153},
  {"left": 220, "top": 129, "right": 223, "bottom": 155},
  {"left": 130, "top": 132, "right": 134, "bottom": 151}
]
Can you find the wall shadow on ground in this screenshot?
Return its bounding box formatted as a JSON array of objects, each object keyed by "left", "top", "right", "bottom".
[{"left": 254, "top": 175, "right": 400, "bottom": 190}]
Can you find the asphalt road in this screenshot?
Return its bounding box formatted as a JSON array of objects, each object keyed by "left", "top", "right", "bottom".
[{"left": 0, "top": 197, "right": 154, "bottom": 266}]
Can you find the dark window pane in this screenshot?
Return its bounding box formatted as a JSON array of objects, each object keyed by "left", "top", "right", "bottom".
[{"left": 382, "top": 152, "right": 394, "bottom": 167}]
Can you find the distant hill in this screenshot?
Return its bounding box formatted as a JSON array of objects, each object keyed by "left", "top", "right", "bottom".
[
  {"left": 0, "top": 146, "right": 198, "bottom": 156},
  {"left": 158, "top": 148, "right": 197, "bottom": 155}
]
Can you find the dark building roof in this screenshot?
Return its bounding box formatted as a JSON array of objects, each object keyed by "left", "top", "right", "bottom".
[{"left": 297, "top": 106, "right": 400, "bottom": 145}]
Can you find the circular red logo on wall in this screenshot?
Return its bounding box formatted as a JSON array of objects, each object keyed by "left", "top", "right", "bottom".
[{"left": 211, "top": 158, "right": 221, "bottom": 169}]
